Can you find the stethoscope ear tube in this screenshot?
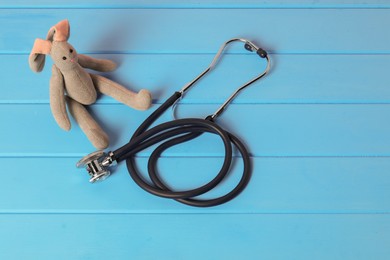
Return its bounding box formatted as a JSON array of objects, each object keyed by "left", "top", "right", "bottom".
[
  {"left": 145, "top": 123, "right": 252, "bottom": 207},
  {"left": 77, "top": 38, "right": 270, "bottom": 207},
  {"left": 114, "top": 91, "right": 183, "bottom": 162},
  {"left": 110, "top": 93, "right": 252, "bottom": 207}
]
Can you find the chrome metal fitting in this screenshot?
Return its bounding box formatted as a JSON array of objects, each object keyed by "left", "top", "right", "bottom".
[{"left": 76, "top": 150, "right": 116, "bottom": 183}]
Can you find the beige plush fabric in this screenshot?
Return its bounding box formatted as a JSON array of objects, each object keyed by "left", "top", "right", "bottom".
[
  {"left": 91, "top": 74, "right": 152, "bottom": 110},
  {"left": 50, "top": 65, "right": 70, "bottom": 131},
  {"left": 78, "top": 54, "right": 117, "bottom": 72},
  {"left": 66, "top": 97, "right": 109, "bottom": 149},
  {"left": 29, "top": 20, "right": 152, "bottom": 149}
]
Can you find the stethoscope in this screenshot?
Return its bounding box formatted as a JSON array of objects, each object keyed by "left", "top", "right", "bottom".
[{"left": 77, "top": 38, "right": 271, "bottom": 207}]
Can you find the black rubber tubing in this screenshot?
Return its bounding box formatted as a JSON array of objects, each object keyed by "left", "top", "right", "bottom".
[{"left": 113, "top": 92, "right": 252, "bottom": 207}]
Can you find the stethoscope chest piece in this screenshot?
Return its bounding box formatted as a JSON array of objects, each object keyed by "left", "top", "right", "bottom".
[
  {"left": 76, "top": 38, "right": 271, "bottom": 207},
  {"left": 76, "top": 150, "right": 115, "bottom": 183}
]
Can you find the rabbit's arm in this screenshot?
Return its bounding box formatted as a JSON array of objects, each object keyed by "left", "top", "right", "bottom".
[
  {"left": 78, "top": 54, "right": 117, "bottom": 72},
  {"left": 50, "top": 65, "right": 71, "bottom": 130},
  {"left": 90, "top": 74, "right": 152, "bottom": 110}
]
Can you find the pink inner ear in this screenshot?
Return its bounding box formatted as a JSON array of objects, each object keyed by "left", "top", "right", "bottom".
[
  {"left": 31, "top": 39, "right": 52, "bottom": 55},
  {"left": 52, "top": 19, "right": 70, "bottom": 41}
]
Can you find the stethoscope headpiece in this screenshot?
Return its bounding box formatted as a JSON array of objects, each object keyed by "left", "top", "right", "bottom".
[
  {"left": 173, "top": 38, "right": 270, "bottom": 120},
  {"left": 75, "top": 38, "right": 272, "bottom": 207}
]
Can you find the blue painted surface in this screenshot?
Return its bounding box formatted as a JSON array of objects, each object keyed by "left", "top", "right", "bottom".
[{"left": 0, "top": 1, "right": 389, "bottom": 259}]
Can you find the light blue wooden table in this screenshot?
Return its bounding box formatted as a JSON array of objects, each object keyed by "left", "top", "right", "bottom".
[{"left": 0, "top": 1, "right": 389, "bottom": 259}]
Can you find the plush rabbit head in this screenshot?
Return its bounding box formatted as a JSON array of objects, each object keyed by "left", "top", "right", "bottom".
[{"left": 29, "top": 19, "right": 78, "bottom": 72}]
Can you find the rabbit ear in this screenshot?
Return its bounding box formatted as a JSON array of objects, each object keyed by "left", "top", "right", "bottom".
[
  {"left": 47, "top": 19, "right": 70, "bottom": 42},
  {"left": 29, "top": 39, "right": 52, "bottom": 72}
]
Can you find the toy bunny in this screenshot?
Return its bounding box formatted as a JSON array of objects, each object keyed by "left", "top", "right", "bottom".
[{"left": 29, "top": 20, "right": 152, "bottom": 149}]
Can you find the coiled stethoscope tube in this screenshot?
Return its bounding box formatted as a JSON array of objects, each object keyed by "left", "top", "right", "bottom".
[{"left": 77, "top": 38, "right": 271, "bottom": 207}]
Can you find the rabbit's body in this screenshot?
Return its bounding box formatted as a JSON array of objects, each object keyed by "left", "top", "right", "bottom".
[
  {"left": 61, "top": 64, "right": 97, "bottom": 105},
  {"left": 50, "top": 40, "right": 98, "bottom": 105},
  {"left": 29, "top": 20, "right": 152, "bottom": 149}
]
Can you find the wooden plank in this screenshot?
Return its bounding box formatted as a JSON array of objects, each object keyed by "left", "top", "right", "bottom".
[
  {"left": 0, "top": 104, "right": 389, "bottom": 156},
  {"left": 0, "top": 157, "right": 388, "bottom": 213},
  {"left": 4, "top": 54, "right": 390, "bottom": 104},
  {"left": 1, "top": 9, "right": 390, "bottom": 54},
  {"left": 0, "top": 214, "right": 388, "bottom": 259},
  {"left": 2, "top": 0, "right": 390, "bottom": 8},
  {"left": 1, "top": 3, "right": 388, "bottom": 260}
]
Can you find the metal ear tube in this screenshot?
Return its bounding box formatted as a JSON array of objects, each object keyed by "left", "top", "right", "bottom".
[{"left": 77, "top": 38, "right": 271, "bottom": 207}]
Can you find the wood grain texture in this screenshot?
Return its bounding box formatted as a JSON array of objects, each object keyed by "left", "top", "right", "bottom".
[
  {"left": 0, "top": 157, "right": 388, "bottom": 213},
  {"left": 0, "top": 214, "right": 389, "bottom": 260},
  {"left": 3, "top": 54, "right": 390, "bottom": 104},
  {"left": 1, "top": 9, "right": 390, "bottom": 54},
  {"left": 2, "top": 0, "right": 390, "bottom": 8},
  {"left": 0, "top": 2, "right": 389, "bottom": 259},
  {"left": 0, "top": 104, "right": 389, "bottom": 156}
]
